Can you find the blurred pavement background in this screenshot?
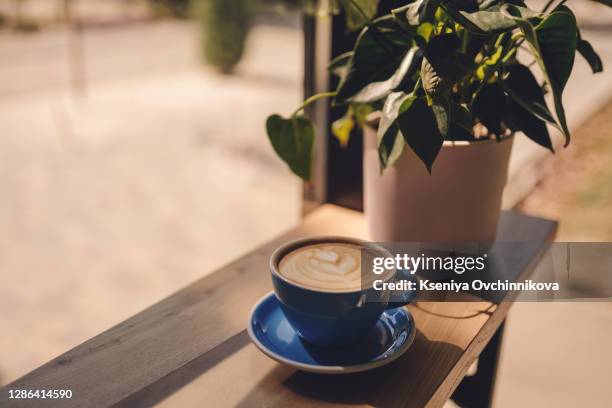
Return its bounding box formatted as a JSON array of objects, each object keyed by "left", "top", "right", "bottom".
[{"left": 0, "top": 0, "right": 302, "bottom": 384}]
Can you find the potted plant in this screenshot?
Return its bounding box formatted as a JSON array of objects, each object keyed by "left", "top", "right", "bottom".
[{"left": 265, "top": 0, "right": 605, "bottom": 241}]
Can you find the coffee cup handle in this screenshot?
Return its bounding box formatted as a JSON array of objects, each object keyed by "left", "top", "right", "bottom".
[{"left": 385, "top": 269, "right": 418, "bottom": 310}]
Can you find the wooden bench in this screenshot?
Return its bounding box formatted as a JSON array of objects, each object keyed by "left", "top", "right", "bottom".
[{"left": 0, "top": 205, "right": 557, "bottom": 407}]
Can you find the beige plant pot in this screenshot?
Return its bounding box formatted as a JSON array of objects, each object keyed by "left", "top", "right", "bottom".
[{"left": 363, "top": 126, "right": 514, "bottom": 242}]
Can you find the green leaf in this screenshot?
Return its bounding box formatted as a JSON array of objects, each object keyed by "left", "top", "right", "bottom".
[
  {"left": 416, "top": 22, "right": 434, "bottom": 42},
  {"left": 473, "top": 83, "right": 505, "bottom": 136},
  {"left": 421, "top": 34, "right": 472, "bottom": 100},
  {"left": 335, "top": 17, "right": 414, "bottom": 104},
  {"left": 536, "top": 7, "right": 577, "bottom": 96},
  {"left": 444, "top": 4, "right": 540, "bottom": 34},
  {"left": 431, "top": 96, "right": 451, "bottom": 138},
  {"left": 341, "top": 0, "right": 380, "bottom": 31},
  {"left": 577, "top": 37, "right": 603, "bottom": 74},
  {"left": 426, "top": 33, "right": 472, "bottom": 80},
  {"left": 512, "top": 5, "right": 578, "bottom": 145},
  {"left": 421, "top": 57, "right": 447, "bottom": 100},
  {"left": 266, "top": 114, "right": 315, "bottom": 180},
  {"left": 502, "top": 64, "right": 553, "bottom": 151},
  {"left": 377, "top": 92, "right": 411, "bottom": 168},
  {"left": 426, "top": 32, "right": 461, "bottom": 60},
  {"left": 475, "top": 0, "right": 505, "bottom": 10},
  {"left": 332, "top": 109, "right": 355, "bottom": 148},
  {"left": 397, "top": 96, "right": 444, "bottom": 172},
  {"left": 505, "top": 96, "right": 553, "bottom": 152},
  {"left": 394, "top": 0, "right": 441, "bottom": 26},
  {"left": 350, "top": 47, "right": 422, "bottom": 103},
  {"left": 502, "top": 64, "right": 557, "bottom": 127},
  {"left": 380, "top": 131, "right": 406, "bottom": 169}
]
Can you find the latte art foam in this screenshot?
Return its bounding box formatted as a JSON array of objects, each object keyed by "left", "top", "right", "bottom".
[{"left": 278, "top": 243, "right": 366, "bottom": 292}]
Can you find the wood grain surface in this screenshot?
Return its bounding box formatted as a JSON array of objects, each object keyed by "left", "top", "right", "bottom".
[{"left": 0, "top": 205, "right": 556, "bottom": 408}]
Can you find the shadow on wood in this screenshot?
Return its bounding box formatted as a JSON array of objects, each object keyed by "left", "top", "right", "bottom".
[
  {"left": 116, "top": 331, "right": 251, "bottom": 408},
  {"left": 234, "top": 330, "right": 464, "bottom": 408}
]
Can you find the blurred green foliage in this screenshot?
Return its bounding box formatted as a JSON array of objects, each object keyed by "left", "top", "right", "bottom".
[
  {"left": 195, "top": 0, "right": 252, "bottom": 73},
  {"left": 150, "top": 0, "right": 191, "bottom": 18},
  {"left": 193, "top": 0, "right": 303, "bottom": 73}
]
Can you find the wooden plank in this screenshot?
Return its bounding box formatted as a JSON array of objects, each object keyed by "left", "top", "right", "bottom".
[
  {"left": 155, "top": 213, "right": 556, "bottom": 408},
  {"left": 154, "top": 302, "right": 495, "bottom": 408},
  {"left": 0, "top": 206, "right": 556, "bottom": 408}
]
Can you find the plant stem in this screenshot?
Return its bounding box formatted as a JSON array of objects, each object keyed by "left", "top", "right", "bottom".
[
  {"left": 494, "top": 33, "right": 507, "bottom": 49},
  {"left": 501, "top": 47, "right": 518, "bottom": 64},
  {"left": 542, "top": 0, "right": 556, "bottom": 12},
  {"left": 542, "top": 0, "right": 567, "bottom": 13},
  {"left": 291, "top": 91, "right": 337, "bottom": 117},
  {"left": 461, "top": 29, "right": 470, "bottom": 53},
  {"left": 411, "top": 77, "right": 422, "bottom": 96}
]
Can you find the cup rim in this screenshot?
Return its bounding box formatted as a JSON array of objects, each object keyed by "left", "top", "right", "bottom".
[{"left": 270, "top": 236, "right": 395, "bottom": 294}]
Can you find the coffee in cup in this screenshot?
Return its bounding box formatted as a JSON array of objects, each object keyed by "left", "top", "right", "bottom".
[
  {"left": 278, "top": 242, "right": 364, "bottom": 292},
  {"left": 270, "top": 237, "right": 407, "bottom": 347}
]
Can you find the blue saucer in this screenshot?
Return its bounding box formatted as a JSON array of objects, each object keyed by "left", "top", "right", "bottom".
[{"left": 247, "top": 292, "right": 416, "bottom": 374}]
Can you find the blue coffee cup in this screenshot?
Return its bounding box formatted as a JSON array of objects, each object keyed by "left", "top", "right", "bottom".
[{"left": 270, "top": 236, "right": 411, "bottom": 348}]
